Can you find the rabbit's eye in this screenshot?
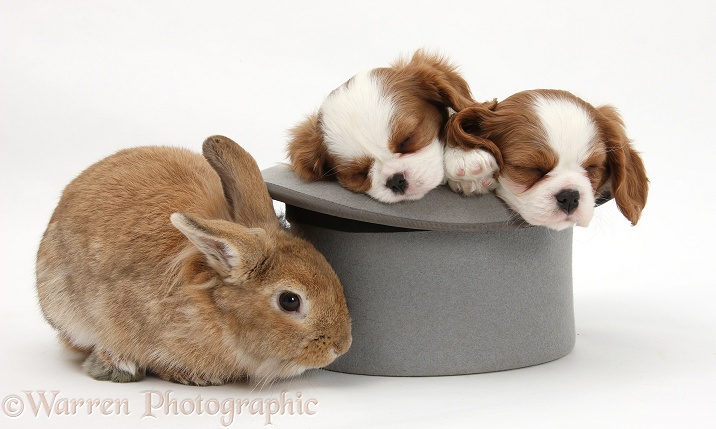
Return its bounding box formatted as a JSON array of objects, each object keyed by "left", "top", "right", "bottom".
[{"left": 278, "top": 292, "right": 301, "bottom": 312}]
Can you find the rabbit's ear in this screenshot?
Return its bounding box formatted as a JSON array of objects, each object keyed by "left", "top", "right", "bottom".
[
  {"left": 202, "top": 135, "right": 280, "bottom": 232},
  {"left": 170, "top": 213, "right": 271, "bottom": 284}
]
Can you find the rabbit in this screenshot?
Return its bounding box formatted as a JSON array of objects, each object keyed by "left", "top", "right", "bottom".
[{"left": 35, "top": 135, "right": 352, "bottom": 385}]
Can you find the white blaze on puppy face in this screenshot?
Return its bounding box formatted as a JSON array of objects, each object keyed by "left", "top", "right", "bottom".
[
  {"left": 496, "top": 94, "right": 599, "bottom": 230},
  {"left": 533, "top": 96, "right": 597, "bottom": 171},
  {"left": 320, "top": 72, "right": 395, "bottom": 162},
  {"left": 318, "top": 71, "right": 445, "bottom": 203}
]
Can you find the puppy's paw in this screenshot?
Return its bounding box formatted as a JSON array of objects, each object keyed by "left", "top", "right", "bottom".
[{"left": 444, "top": 146, "right": 498, "bottom": 195}]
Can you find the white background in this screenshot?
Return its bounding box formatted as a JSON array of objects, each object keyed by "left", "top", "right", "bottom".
[{"left": 2, "top": 1, "right": 715, "bottom": 428}]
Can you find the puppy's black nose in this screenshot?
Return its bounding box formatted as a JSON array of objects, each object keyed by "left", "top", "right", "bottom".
[
  {"left": 386, "top": 173, "right": 408, "bottom": 195},
  {"left": 556, "top": 189, "right": 580, "bottom": 214}
]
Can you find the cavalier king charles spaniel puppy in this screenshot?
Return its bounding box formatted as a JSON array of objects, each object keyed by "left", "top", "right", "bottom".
[
  {"left": 287, "top": 50, "right": 495, "bottom": 203},
  {"left": 446, "top": 89, "right": 649, "bottom": 230}
]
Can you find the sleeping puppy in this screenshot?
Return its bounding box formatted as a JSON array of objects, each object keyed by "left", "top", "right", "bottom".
[
  {"left": 287, "top": 50, "right": 494, "bottom": 203},
  {"left": 446, "top": 89, "right": 649, "bottom": 230}
]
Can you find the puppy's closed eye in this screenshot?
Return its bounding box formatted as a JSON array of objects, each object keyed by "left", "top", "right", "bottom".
[
  {"left": 583, "top": 150, "right": 608, "bottom": 189},
  {"left": 584, "top": 164, "right": 603, "bottom": 178},
  {"left": 337, "top": 158, "right": 373, "bottom": 193},
  {"left": 584, "top": 165, "right": 600, "bottom": 174},
  {"left": 509, "top": 165, "right": 549, "bottom": 187},
  {"left": 394, "top": 136, "right": 415, "bottom": 154},
  {"left": 390, "top": 111, "right": 438, "bottom": 155},
  {"left": 398, "top": 136, "right": 412, "bottom": 153}
]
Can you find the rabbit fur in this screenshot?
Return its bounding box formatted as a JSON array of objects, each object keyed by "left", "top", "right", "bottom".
[{"left": 36, "top": 135, "right": 352, "bottom": 385}]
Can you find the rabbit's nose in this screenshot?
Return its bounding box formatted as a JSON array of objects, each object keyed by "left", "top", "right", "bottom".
[{"left": 333, "top": 333, "right": 352, "bottom": 357}]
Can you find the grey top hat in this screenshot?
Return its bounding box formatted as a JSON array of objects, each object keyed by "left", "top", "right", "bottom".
[{"left": 262, "top": 164, "right": 578, "bottom": 376}]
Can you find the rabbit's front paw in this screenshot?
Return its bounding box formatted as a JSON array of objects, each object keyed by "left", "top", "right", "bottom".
[
  {"left": 82, "top": 350, "right": 145, "bottom": 383},
  {"left": 444, "top": 146, "right": 498, "bottom": 195}
]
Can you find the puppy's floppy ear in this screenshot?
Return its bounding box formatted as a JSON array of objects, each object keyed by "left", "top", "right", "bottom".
[
  {"left": 287, "top": 112, "right": 335, "bottom": 181},
  {"left": 401, "top": 50, "right": 475, "bottom": 111},
  {"left": 446, "top": 102, "right": 504, "bottom": 171},
  {"left": 596, "top": 105, "right": 649, "bottom": 225}
]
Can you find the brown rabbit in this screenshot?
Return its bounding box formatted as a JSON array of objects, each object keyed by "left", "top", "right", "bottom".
[{"left": 36, "top": 135, "right": 351, "bottom": 385}]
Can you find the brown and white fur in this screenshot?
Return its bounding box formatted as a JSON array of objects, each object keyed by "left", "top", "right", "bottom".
[
  {"left": 287, "top": 50, "right": 494, "bottom": 203},
  {"left": 447, "top": 89, "right": 648, "bottom": 230},
  {"left": 36, "top": 135, "right": 351, "bottom": 385}
]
